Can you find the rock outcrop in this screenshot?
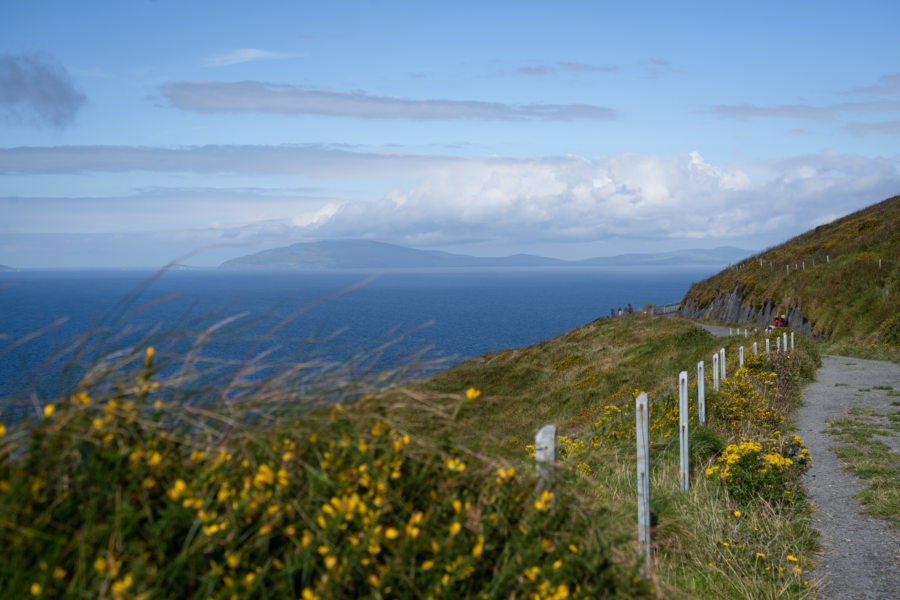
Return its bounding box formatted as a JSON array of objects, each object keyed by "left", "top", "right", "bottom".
[{"left": 680, "top": 286, "right": 813, "bottom": 336}]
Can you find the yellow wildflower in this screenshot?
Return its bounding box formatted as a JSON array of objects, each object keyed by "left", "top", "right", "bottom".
[
  {"left": 449, "top": 522, "right": 462, "bottom": 536},
  {"left": 534, "top": 489, "right": 554, "bottom": 512},
  {"left": 472, "top": 535, "right": 485, "bottom": 558},
  {"left": 43, "top": 404, "right": 55, "bottom": 418},
  {"left": 30, "top": 583, "right": 41, "bottom": 596},
  {"left": 422, "top": 560, "right": 434, "bottom": 571},
  {"left": 787, "top": 555, "right": 798, "bottom": 562},
  {"left": 145, "top": 346, "right": 155, "bottom": 367},
  {"left": 466, "top": 387, "right": 481, "bottom": 401}
]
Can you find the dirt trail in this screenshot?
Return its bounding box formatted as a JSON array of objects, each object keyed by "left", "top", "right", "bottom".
[
  {"left": 698, "top": 324, "right": 900, "bottom": 597},
  {"left": 796, "top": 355, "right": 900, "bottom": 599}
]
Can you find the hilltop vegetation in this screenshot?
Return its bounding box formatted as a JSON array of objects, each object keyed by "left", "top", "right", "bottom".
[{"left": 681, "top": 196, "right": 899, "bottom": 358}]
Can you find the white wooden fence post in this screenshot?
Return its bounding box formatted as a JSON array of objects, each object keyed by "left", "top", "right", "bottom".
[
  {"left": 791, "top": 332, "right": 795, "bottom": 351},
  {"left": 712, "top": 353, "right": 720, "bottom": 391},
  {"left": 679, "top": 372, "right": 690, "bottom": 493},
  {"left": 753, "top": 342, "right": 758, "bottom": 355},
  {"left": 783, "top": 332, "right": 788, "bottom": 352},
  {"left": 719, "top": 348, "right": 726, "bottom": 381},
  {"left": 776, "top": 336, "right": 781, "bottom": 352},
  {"left": 635, "top": 393, "right": 651, "bottom": 573},
  {"left": 766, "top": 338, "right": 770, "bottom": 354},
  {"left": 535, "top": 425, "right": 557, "bottom": 492},
  {"left": 739, "top": 346, "right": 744, "bottom": 368},
  {"left": 697, "top": 361, "right": 706, "bottom": 426},
  {"left": 744, "top": 328, "right": 748, "bottom": 337}
]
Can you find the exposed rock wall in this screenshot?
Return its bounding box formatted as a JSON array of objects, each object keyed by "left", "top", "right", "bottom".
[{"left": 680, "top": 287, "right": 814, "bottom": 336}]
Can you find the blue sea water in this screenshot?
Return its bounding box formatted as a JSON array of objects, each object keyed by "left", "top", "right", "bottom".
[{"left": 0, "top": 267, "right": 713, "bottom": 401}]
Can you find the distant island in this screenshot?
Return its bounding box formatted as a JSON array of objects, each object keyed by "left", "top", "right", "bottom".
[
  {"left": 0, "top": 264, "right": 17, "bottom": 272},
  {"left": 219, "top": 240, "right": 751, "bottom": 270}
]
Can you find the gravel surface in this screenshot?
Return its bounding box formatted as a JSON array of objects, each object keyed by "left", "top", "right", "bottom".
[{"left": 795, "top": 355, "right": 900, "bottom": 599}]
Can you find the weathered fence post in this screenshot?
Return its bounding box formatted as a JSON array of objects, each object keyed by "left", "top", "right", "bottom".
[
  {"left": 766, "top": 338, "right": 770, "bottom": 354},
  {"left": 697, "top": 361, "right": 705, "bottom": 426},
  {"left": 776, "top": 336, "right": 781, "bottom": 352},
  {"left": 744, "top": 328, "right": 748, "bottom": 337},
  {"left": 679, "top": 372, "right": 689, "bottom": 493},
  {"left": 729, "top": 328, "right": 733, "bottom": 336},
  {"left": 719, "top": 348, "right": 726, "bottom": 381},
  {"left": 783, "top": 332, "right": 788, "bottom": 353},
  {"left": 827, "top": 255, "right": 830, "bottom": 263},
  {"left": 790, "top": 332, "right": 795, "bottom": 351},
  {"left": 753, "top": 342, "right": 758, "bottom": 355},
  {"left": 635, "top": 393, "right": 651, "bottom": 573},
  {"left": 712, "top": 353, "right": 720, "bottom": 391},
  {"left": 535, "top": 425, "right": 557, "bottom": 492},
  {"left": 786, "top": 265, "right": 790, "bottom": 274},
  {"left": 739, "top": 346, "right": 744, "bottom": 368}
]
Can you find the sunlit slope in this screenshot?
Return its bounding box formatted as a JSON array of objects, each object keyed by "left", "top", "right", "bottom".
[{"left": 680, "top": 196, "right": 899, "bottom": 348}]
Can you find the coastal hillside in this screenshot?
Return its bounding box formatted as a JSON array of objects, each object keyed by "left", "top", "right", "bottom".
[{"left": 680, "top": 195, "right": 899, "bottom": 351}]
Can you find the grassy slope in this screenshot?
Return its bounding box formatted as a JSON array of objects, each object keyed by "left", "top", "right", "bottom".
[{"left": 681, "top": 195, "right": 899, "bottom": 356}]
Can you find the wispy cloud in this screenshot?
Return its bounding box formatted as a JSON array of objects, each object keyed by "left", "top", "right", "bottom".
[
  {"left": 717, "top": 74, "right": 900, "bottom": 122},
  {"left": 844, "top": 119, "right": 900, "bottom": 137},
  {"left": 714, "top": 100, "right": 900, "bottom": 121},
  {"left": 641, "top": 58, "right": 675, "bottom": 79},
  {"left": 160, "top": 80, "right": 618, "bottom": 121},
  {"left": 847, "top": 73, "right": 900, "bottom": 96},
  {"left": 204, "top": 48, "right": 302, "bottom": 67},
  {"left": 514, "top": 61, "right": 618, "bottom": 76},
  {"left": 0, "top": 144, "right": 456, "bottom": 176},
  {"left": 0, "top": 53, "right": 86, "bottom": 129}
]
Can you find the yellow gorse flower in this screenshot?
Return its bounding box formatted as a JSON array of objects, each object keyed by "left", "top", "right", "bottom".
[
  {"left": 534, "top": 489, "right": 554, "bottom": 512},
  {"left": 465, "top": 387, "right": 481, "bottom": 401}
]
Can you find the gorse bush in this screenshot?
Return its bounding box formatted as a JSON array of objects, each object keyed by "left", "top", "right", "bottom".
[
  {"left": 0, "top": 346, "right": 649, "bottom": 599},
  {"left": 705, "top": 434, "right": 811, "bottom": 506}
]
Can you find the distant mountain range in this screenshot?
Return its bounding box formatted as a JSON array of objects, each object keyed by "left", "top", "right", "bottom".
[{"left": 219, "top": 240, "right": 752, "bottom": 270}]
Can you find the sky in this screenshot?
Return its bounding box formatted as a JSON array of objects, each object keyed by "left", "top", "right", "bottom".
[{"left": 1, "top": 0, "right": 899, "bottom": 268}]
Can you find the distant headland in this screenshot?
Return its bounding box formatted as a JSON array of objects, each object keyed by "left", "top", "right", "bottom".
[{"left": 218, "top": 240, "right": 751, "bottom": 270}]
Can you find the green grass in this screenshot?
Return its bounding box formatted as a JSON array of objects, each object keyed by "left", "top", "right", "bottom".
[{"left": 826, "top": 405, "right": 900, "bottom": 526}]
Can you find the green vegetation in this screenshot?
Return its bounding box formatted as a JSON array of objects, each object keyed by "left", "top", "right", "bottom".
[
  {"left": 1, "top": 311, "right": 821, "bottom": 598},
  {"left": 826, "top": 404, "right": 900, "bottom": 525},
  {"left": 682, "top": 195, "right": 899, "bottom": 361}
]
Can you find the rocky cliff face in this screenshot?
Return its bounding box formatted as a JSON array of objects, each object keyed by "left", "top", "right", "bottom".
[{"left": 679, "top": 286, "right": 813, "bottom": 336}]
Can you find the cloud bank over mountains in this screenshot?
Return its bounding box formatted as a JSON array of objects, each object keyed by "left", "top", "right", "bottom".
[{"left": 3, "top": 145, "right": 897, "bottom": 267}]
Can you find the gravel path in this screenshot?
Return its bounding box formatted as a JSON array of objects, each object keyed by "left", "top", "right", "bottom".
[{"left": 795, "top": 355, "right": 900, "bottom": 599}]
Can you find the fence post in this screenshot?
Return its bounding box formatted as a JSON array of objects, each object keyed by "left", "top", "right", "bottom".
[
  {"left": 635, "top": 393, "right": 651, "bottom": 574},
  {"left": 753, "top": 341, "right": 758, "bottom": 355},
  {"left": 790, "top": 332, "right": 795, "bottom": 351},
  {"left": 712, "top": 353, "right": 720, "bottom": 391},
  {"left": 776, "top": 336, "right": 781, "bottom": 352},
  {"left": 719, "top": 348, "right": 726, "bottom": 381},
  {"left": 744, "top": 328, "right": 748, "bottom": 337},
  {"left": 679, "top": 372, "right": 690, "bottom": 493},
  {"left": 766, "top": 338, "right": 770, "bottom": 354},
  {"left": 697, "top": 361, "right": 705, "bottom": 426},
  {"left": 739, "top": 346, "right": 744, "bottom": 368},
  {"left": 783, "top": 332, "right": 788, "bottom": 352},
  {"left": 535, "top": 425, "right": 557, "bottom": 492}
]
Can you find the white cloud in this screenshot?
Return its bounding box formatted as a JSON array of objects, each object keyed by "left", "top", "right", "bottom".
[{"left": 204, "top": 48, "right": 301, "bottom": 67}]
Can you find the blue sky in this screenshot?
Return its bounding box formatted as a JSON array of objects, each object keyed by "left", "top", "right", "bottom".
[{"left": 1, "top": 0, "right": 898, "bottom": 268}]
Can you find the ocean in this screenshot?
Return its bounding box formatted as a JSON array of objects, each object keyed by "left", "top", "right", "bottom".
[{"left": 0, "top": 267, "right": 713, "bottom": 402}]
